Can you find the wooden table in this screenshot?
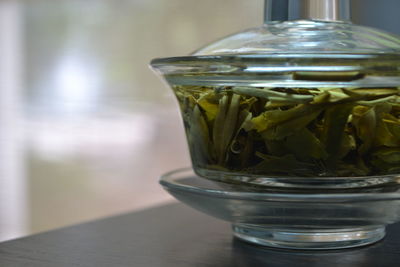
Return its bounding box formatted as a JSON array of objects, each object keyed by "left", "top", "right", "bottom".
[{"left": 1, "top": 203, "right": 400, "bottom": 266}]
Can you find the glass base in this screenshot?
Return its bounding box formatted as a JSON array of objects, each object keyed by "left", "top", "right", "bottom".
[
  {"left": 232, "top": 224, "right": 385, "bottom": 250},
  {"left": 196, "top": 168, "right": 400, "bottom": 189}
]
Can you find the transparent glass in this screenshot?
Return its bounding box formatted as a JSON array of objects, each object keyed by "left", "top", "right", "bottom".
[
  {"left": 161, "top": 168, "right": 400, "bottom": 249},
  {"left": 193, "top": 21, "right": 400, "bottom": 55},
  {"left": 151, "top": 20, "right": 400, "bottom": 189}
]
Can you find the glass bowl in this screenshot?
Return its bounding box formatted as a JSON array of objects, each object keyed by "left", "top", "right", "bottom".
[
  {"left": 151, "top": 20, "right": 400, "bottom": 189},
  {"left": 160, "top": 168, "right": 400, "bottom": 250},
  {"left": 152, "top": 53, "right": 400, "bottom": 189}
]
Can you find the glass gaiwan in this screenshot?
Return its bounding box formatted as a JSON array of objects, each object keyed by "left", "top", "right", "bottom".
[{"left": 151, "top": 0, "right": 400, "bottom": 249}]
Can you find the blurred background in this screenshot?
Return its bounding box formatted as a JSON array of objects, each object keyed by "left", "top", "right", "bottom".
[
  {"left": 0, "top": 0, "right": 399, "bottom": 242},
  {"left": 0, "top": 0, "right": 263, "bottom": 241}
]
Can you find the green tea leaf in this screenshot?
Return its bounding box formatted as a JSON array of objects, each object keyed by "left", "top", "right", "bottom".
[
  {"left": 383, "top": 113, "right": 400, "bottom": 142},
  {"left": 293, "top": 71, "right": 363, "bottom": 81},
  {"left": 188, "top": 105, "right": 211, "bottom": 165},
  {"left": 320, "top": 104, "right": 353, "bottom": 172},
  {"left": 351, "top": 105, "right": 376, "bottom": 154},
  {"left": 285, "top": 128, "right": 328, "bottom": 161},
  {"left": 371, "top": 148, "right": 400, "bottom": 174},
  {"left": 228, "top": 106, "right": 254, "bottom": 168},
  {"left": 357, "top": 95, "right": 398, "bottom": 106},
  {"left": 197, "top": 92, "right": 219, "bottom": 121},
  {"left": 247, "top": 104, "right": 322, "bottom": 135},
  {"left": 213, "top": 95, "right": 229, "bottom": 163},
  {"left": 253, "top": 152, "right": 314, "bottom": 176},
  {"left": 349, "top": 88, "right": 399, "bottom": 96},
  {"left": 261, "top": 109, "right": 322, "bottom": 140},
  {"left": 232, "top": 86, "right": 314, "bottom": 103},
  {"left": 231, "top": 109, "right": 252, "bottom": 144},
  {"left": 212, "top": 94, "right": 241, "bottom": 164},
  {"left": 336, "top": 163, "right": 369, "bottom": 176},
  {"left": 229, "top": 133, "right": 254, "bottom": 168},
  {"left": 264, "top": 100, "right": 297, "bottom": 110},
  {"left": 373, "top": 148, "right": 400, "bottom": 164},
  {"left": 240, "top": 96, "right": 258, "bottom": 108},
  {"left": 374, "top": 104, "right": 398, "bottom": 147},
  {"left": 338, "top": 133, "right": 356, "bottom": 158},
  {"left": 173, "top": 83, "right": 400, "bottom": 178},
  {"left": 221, "top": 94, "right": 241, "bottom": 160},
  {"left": 265, "top": 139, "right": 288, "bottom": 157}
]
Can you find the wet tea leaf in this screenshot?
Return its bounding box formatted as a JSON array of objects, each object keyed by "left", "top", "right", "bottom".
[{"left": 285, "top": 128, "right": 328, "bottom": 161}]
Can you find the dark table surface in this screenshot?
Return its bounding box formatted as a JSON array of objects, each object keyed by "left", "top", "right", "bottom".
[{"left": 1, "top": 203, "right": 400, "bottom": 267}]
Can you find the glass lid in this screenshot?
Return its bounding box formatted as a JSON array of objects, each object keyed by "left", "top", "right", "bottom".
[
  {"left": 193, "top": 0, "right": 400, "bottom": 56},
  {"left": 192, "top": 20, "right": 400, "bottom": 56},
  {"left": 151, "top": 0, "right": 400, "bottom": 70}
]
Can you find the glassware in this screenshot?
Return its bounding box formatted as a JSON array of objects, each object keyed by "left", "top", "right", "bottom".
[
  {"left": 161, "top": 168, "right": 400, "bottom": 250},
  {"left": 151, "top": 0, "right": 400, "bottom": 249},
  {"left": 151, "top": 0, "right": 400, "bottom": 189}
]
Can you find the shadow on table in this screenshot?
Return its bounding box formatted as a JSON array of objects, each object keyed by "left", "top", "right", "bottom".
[{"left": 230, "top": 237, "right": 387, "bottom": 267}]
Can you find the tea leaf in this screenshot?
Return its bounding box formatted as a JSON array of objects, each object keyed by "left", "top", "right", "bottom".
[
  {"left": 336, "top": 163, "right": 369, "bottom": 176},
  {"left": 213, "top": 95, "right": 229, "bottom": 163},
  {"left": 261, "top": 107, "right": 322, "bottom": 140},
  {"left": 198, "top": 92, "right": 219, "bottom": 121},
  {"left": 374, "top": 148, "right": 400, "bottom": 164},
  {"left": 220, "top": 94, "right": 241, "bottom": 161},
  {"left": 173, "top": 83, "right": 400, "bottom": 178},
  {"left": 357, "top": 95, "right": 398, "bottom": 106},
  {"left": 232, "top": 86, "right": 314, "bottom": 103},
  {"left": 374, "top": 104, "right": 399, "bottom": 147},
  {"left": 265, "top": 139, "right": 288, "bottom": 157},
  {"left": 339, "top": 133, "right": 356, "bottom": 158},
  {"left": 188, "top": 105, "right": 211, "bottom": 165},
  {"left": 383, "top": 113, "right": 400, "bottom": 141},
  {"left": 264, "top": 100, "right": 297, "bottom": 109},
  {"left": 253, "top": 152, "right": 314, "bottom": 176},
  {"left": 350, "top": 88, "right": 399, "bottom": 96},
  {"left": 248, "top": 104, "right": 322, "bottom": 135},
  {"left": 285, "top": 128, "right": 328, "bottom": 161},
  {"left": 351, "top": 105, "right": 376, "bottom": 154},
  {"left": 371, "top": 148, "right": 400, "bottom": 173},
  {"left": 320, "top": 104, "right": 353, "bottom": 172},
  {"left": 293, "top": 71, "right": 363, "bottom": 81}
]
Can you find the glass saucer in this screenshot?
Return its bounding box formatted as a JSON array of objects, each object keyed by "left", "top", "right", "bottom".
[{"left": 160, "top": 168, "right": 400, "bottom": 250}]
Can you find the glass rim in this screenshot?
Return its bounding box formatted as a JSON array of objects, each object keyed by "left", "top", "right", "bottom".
[
  {"left": 150, "top": 53, "right": 400, "bottom": 79},
  {"left": 160, "top": 167, "right": 400, "bottom": 203},
  {"left": 151, "top": 53, "right": 400, "bottom": 66}
]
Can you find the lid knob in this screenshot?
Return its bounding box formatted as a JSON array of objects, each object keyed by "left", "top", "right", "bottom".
[{"left": 264, "top": 0, "right": 351, "bottom": 23}]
